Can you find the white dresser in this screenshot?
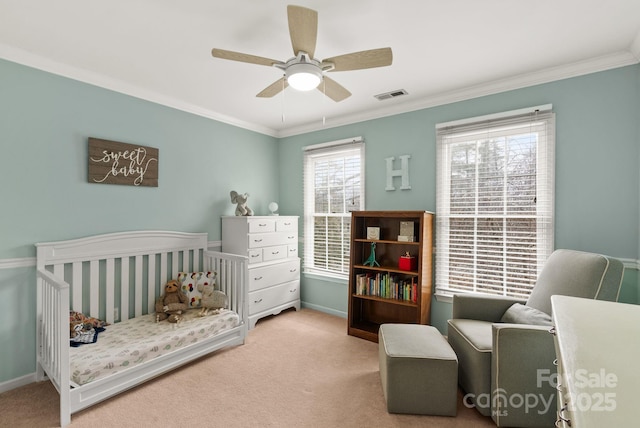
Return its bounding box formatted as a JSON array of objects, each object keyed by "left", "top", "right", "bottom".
[
  {"left": 222, "top": 215, "right": 300, "bottom": 329},
  {"left": 551, "top": 296, "right": 640, "bottom": 427}
]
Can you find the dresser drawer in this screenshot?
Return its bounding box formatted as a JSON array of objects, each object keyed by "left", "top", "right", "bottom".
[
  {"left": 276, "top": 218, "right": 297, "bottom": 231},
  {"left": 248, "top": 249, "right": 263, "bottom": 263},
  {"left": 262, "top": 245, "right": 288, "bottom": 262},
  {"left": 248, "top": 232, "right": 294, "bottom": 248},
  {"left": 249, "top": 258, "right": 300, "bottom": 291},
  {"left": 249, "top": 280, "right": 300, "bottom": 316},
  {"left": 247, "top": 218, "right": 276, "bottom": 233}
]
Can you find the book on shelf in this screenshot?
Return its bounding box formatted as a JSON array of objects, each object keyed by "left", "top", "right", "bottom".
[{"left": 354, "top": 272, "right": 417, "bottom": 302}]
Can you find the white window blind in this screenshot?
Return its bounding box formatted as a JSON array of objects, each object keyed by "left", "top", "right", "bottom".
[
  {"left": 303, "top": 138, "right": 365, "bottom": 279},
  {"left": 435, "top": 106, "right": 555, "bottom": 298}
]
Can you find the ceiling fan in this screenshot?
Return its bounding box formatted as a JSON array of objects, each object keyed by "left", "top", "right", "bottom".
[{"left": 211, "top": 5, "right": 393, "bottom": 102}]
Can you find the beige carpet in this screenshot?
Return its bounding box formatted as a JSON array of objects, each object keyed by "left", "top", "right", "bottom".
[{"left": 0, "top": 309, "right": 494, "bottom": 427}]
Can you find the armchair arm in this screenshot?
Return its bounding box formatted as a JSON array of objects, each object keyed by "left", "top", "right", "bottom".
[
  {"left": 491, "top": 323, "right": 557, "bottom": 427},
  {"left": 452, "top": 294, "right": 525, "bottom": 322}
]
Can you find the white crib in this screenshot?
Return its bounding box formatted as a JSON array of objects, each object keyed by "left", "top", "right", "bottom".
[{"left": 35, "top": 230, "right": 248, "bottom": 427}]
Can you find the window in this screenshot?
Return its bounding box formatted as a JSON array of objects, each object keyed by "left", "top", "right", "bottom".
[
  {"left": 303, "top": 137, "right": 365, "bottom": 279},
  {"left": 435, "top": 106, "right": 555, "bottom": 298}
]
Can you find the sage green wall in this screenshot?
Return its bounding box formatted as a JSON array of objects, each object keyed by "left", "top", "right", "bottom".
[
  {"left": 0, "top": 59, "right": 278, "bottom": 384},
  {"left": 278, "top": 64, "right": 640, "bottom": 332},
  {"left": 0, "top": 58, "right": 638, "bottom": 387}
]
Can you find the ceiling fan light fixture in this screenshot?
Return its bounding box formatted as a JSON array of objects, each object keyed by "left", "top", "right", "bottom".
[{"left": 286, "top": 63, "right": 322, "bottom": 91}]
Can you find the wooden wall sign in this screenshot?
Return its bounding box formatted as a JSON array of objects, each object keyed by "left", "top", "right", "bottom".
[{"left": 88, "top": 138, "right": 158, "bottom": 187}]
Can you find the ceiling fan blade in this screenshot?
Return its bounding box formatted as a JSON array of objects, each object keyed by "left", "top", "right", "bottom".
[
  {"left": 287, "top": 5, "right": 318, "bottom": 58},
  {"left": 323, "top": 47, "right": 393, "bottom": 72},
  {"left": 211, "top": 48, "right": 282, "bottom": 67},
  {"left": 318, "top": 76, "right": 351, "bottom": 102},
  {"left": 256, "top": 77, "right": 288, "bottom": 98}
]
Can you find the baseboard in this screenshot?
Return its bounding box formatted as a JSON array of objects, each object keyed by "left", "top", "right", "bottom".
[
  {"left": 301, "top": 301, "right": 347, "bottom": 319},
  {"left": 0, "top": 372, "right": 37, "bottom": 394}
]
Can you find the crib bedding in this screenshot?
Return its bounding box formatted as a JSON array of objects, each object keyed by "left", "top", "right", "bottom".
[{"left": 70, "top": 309, "right": 239, "bottom": 386}]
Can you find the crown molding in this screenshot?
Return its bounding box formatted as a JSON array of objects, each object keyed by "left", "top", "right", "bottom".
[
  {"left": 1, "top": 43, "right": 637, "bottom": 139},
  {"left": 0, "top": 43, "right": 279, "bottom": 138},
  {"left": 277, "top": 50, "right": 640, "bottom": 137}
]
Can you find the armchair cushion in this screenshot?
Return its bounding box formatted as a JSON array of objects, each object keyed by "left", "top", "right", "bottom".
[
  {"left": 500, "top": 303, "right": 553, "bottom": 326},
  {"left": 452, "top": 294, "right": 525, "bottom": 322},
  {"left": 526, "top": 249, "right": 624, "bottom": 314},
  {"left": 447, "top": 319, "right": 493, "bottom": 416}
]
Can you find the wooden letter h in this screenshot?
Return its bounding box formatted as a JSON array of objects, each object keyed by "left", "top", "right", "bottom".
[{"left": 385, "top": 155, "right": 411, "bottom": 191}]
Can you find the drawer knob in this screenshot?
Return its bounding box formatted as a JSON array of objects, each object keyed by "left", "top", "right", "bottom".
[
  {"left": 254, "top": 276, "right": 263, "bottom": 281},
  {"left": 272, "top": 251, "right": 280, "bottom": 255},
  {"left": 254, "top": 298, "right": 263, "bottom": 304},
  {"left": 549, "top": 326, "right": 556, "bottom": 335},
  {"left": 284, "top": 222, "right": 291, "bottom": 226},
  {"left": 288, "top": 236, "right": 295, "bottom": 239},
  {"left": 254, "top": 239, "right": 263, "bottom": 243},
  {"left": 290, "top": 288, "right": 297, "bottom": 292},
  {"left": 290, "top": 268, "right": 297, "bottom": 273},
  {"left": 251, "top": 254, "right": 260, "bottom": 258},
  {"left": 259, "top": 223, "right": 267, "bottom": 226}
]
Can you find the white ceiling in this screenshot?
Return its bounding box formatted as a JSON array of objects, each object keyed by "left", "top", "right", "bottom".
[{"left": 1, "top": 0, "right": 639, "bottom": 137}]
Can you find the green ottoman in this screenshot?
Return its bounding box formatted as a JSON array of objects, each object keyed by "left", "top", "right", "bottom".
[{"left": 379, "top": 324, "right": 458, "bottom": 416}]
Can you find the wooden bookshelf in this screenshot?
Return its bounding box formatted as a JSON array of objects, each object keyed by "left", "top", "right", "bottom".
[{"left": 347, "top": 211, "right": 434, "bottom": 342}]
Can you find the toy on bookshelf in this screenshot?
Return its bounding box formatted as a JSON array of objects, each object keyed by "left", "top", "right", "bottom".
[
  {"left": 399, "top": 251, "right": 417, "bottom": 271},
  {"left": 362, "top": 242, "right": 380, "bottom": 267}
]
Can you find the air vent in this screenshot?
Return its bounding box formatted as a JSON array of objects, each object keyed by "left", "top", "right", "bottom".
[{"left": 374, "top": 89, "right": 408, "bottom": 101}]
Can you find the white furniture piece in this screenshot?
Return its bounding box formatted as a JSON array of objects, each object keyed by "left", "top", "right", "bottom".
[
  {"left": 36, "top": 230, "right": 248, "bottom": 427},
  {"left": 222, "top": 215, "right": 300, "bottom": 328},
  {"left": 551, "top": 295, "right": 640, "bottom": 427}
]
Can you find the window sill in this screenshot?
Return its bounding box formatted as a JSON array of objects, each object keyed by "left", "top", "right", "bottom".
[
  {"left": 303, "top": 270, "right": 348, "bottom": 285},
  {"left": 434, "top": 293, "right": 453, "bottom": 304}
]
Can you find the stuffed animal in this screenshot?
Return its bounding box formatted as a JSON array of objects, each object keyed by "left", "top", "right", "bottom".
[
  {"left": 70, "top": 321, "right": 85, "bottom": 338},
  {"left": 197, "top": 279, "right": 228, "bottom": 316},
  {"left": 230, "top": 190, "right": 254, "bottom": 216},
  {"left": 155, "top": 279, "right": 188, "bottom": 323}
]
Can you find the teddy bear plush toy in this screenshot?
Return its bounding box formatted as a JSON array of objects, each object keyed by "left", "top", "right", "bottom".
[
  {"left": 197, "top": 281, "right": 228, "bottom": 317},
  {"left": 155, "top": 279, "right": 188, "bottom": 323},
  {"left": 230, "top": 190, "right": 254, "bottom": 216}
]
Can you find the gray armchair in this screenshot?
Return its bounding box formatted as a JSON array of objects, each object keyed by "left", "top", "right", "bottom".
[{"left": 447, "top": 249, "right": 624, "bottom": 427}]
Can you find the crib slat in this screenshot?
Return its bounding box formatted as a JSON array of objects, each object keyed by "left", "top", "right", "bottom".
[
  {"left": 89, "top": 260, "right": 99, "bottom": 318},
  {"left": 160, "top": 252, "right": 168, "bottom": 284},
  {"left": 134, "top": 255, "right": 143, "bottom": 318},
  {"left": 171, "top": 251, "right": 179, "bottom": 278},
  {"left": 192, "top": 249, "right": 200, "bottom": 272},
  {"left": 71, "top": 262, "right": 82, "bottom": 312},
  {"left": 147, "top": 255, "right": 156, "bottom": 314},
  {"left": 181, "top": 250, "right": 192, "bottom": 279},
  {"left": 121, "top": 258, "right": 130, "bottom": 321},
  {"left": 105, "top": 258, "right": 115, "bottom": 324}
]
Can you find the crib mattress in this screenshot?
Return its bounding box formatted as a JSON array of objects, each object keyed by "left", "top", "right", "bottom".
[{"left": 70, "top": 309, "right": 240, "bottom": 386}]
